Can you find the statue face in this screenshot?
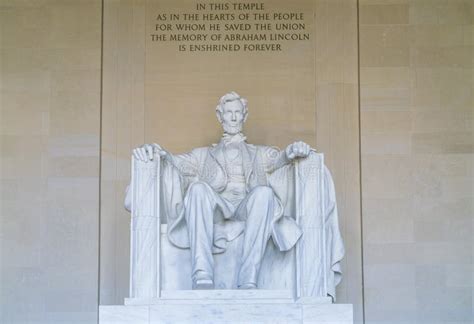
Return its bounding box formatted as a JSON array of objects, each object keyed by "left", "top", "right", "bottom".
[{"left": 218, "top": 100, "right": 246, "bottom": 135}]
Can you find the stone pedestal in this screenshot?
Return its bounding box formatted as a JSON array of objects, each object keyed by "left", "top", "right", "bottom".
[{"left": 99, "top": 290, "right": 353, "bottom": 324}]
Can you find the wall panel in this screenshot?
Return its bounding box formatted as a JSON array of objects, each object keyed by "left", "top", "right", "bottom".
[
  {"left": 360, "top": 0, "right": 473, "bottom": 322},
  {"left": 0, "top": 0, "right": 102, "bottom": 323}
]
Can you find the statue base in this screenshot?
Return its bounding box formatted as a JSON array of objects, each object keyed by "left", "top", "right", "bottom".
[{"left": 99, "top": 290, "right": 353, "bottom": 323}]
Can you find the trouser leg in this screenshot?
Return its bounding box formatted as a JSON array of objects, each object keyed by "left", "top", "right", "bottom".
[
  {"left": 236, "top": 186, "right": 275, "bottom": 288},
  {"left": 184, "top": 182, "right": 217, "bottom": 284}
]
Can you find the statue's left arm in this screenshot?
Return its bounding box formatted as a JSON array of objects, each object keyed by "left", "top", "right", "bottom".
[{"left": 264, "top": 141, "right": 311, "bottom": 173}]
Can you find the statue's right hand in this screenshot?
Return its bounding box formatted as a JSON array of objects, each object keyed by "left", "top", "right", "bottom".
[{"left": 132, "top": 143, "right": 167, "bottom": 162}]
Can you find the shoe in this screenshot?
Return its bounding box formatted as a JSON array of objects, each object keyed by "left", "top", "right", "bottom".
[
  {"left": 238, "top": 282, "right": 257, "bottom": 289},
  {"left": 192, "top": 271, "right": 214, "bottom": 290},
  {"left": 194, "top": 278, "right": 214, "bottom": 290}
]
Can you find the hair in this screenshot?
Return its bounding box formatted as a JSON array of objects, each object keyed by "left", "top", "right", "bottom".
[{"left": 215, "top": 91, "right": 248, "bottom": 115}]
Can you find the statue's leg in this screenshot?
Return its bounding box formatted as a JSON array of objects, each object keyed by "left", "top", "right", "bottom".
[
  {"left": 235, "top": 185, "right": 275, "bottom": 289},
  {"left": 184, "top": 181, "right": 221, "bottom": 289}
]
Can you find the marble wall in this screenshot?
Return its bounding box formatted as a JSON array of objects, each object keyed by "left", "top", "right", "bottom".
[
  {"left": 359, "top": 0, "right": 473, "bottom": 322},
  {"left": 0, "top": 0, "right": 102, "bottom": 323}
]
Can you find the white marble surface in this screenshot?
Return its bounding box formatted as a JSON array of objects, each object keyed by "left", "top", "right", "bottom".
[
  {"left": 100, "top": 306, "right": 149, "bottom": 324},
  {"left": 100, "top": 302, "right": 352, "bottom": 324},
  {"left": 303, "top": 304, "right": 353, "bottom": 323},
  {"left": 124, "top": 289, "right": 332, "bottom": 305},
  {"left": 128, "top": 156, "right": 161, "bottom": 298}
]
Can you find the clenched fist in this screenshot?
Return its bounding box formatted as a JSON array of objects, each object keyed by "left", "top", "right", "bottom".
[
  {"left": 132, "top": 143, "right": 167, "bottom": 162},
  {"left": 285, "top": 141, "right": 311, "bottom": 160}
]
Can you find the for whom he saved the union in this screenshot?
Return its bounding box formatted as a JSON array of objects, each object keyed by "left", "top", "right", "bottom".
[{"left": 125, "top": 91, "right": 344, "bottom": 296}]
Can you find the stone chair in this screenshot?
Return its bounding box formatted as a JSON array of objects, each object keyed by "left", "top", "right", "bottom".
[{"left": 126, "top": 151, "right": 343, "bottom": 303}]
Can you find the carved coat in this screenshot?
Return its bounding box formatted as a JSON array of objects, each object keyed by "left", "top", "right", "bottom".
[{"left": 161, "top": 141, "right": 303, "bottom": 253}]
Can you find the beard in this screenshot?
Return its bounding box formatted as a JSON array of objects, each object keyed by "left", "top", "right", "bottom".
[{"left": 222, "top": 122, "right": 243, "bottom": 135}]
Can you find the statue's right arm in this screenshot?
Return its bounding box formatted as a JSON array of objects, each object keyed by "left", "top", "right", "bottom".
[
  {"left": 131, "top": 143, "right": 199, "bottom": 174},
  {"left": 124, "top": 144, "right": 199, "bottom": 212},
  {"left": 132, "top": 143, "right": 171, "bottom": 164}
]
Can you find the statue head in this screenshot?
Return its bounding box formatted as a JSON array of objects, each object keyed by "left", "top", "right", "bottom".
[{"left": 216, "top": 91, "right": 248, "bottom": 135}]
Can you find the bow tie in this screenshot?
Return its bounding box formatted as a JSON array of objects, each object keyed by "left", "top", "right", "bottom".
[{"left": 221, "top": 133, "right": 247, "bottom": 146}]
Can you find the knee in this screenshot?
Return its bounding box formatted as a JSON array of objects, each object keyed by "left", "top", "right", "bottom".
[
  {"left": 187, "top": 181, "right": 211, "bottom": 197},
  {"left": 251, "top": 186, "right": 274, "bottom": 200}
]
